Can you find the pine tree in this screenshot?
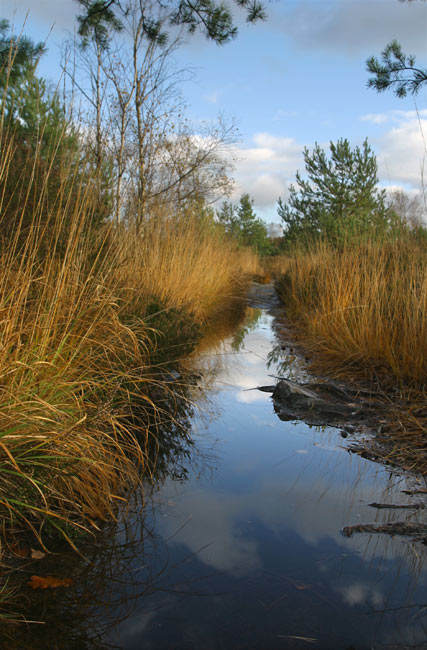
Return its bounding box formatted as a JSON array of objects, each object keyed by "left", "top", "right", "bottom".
[
  {"left": 0, "top": 21, "right": 110, "bottom": 248},
  {"left": 0, "top": 19, "right": 46, "bottom": 90},
  {"left": 217, "top": 194, "right": 271, "bottom": 254},
  {"left": 278, "top": 139, "right": 393, "bottom": 247},
  {"left": 75, "top": 0, "right": 267, "bottom": 47},
  {"left": 366, "top": 40, "right": 427, "bottom": 98}
]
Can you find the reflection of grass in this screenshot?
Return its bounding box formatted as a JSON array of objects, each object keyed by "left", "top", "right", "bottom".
[
  {"left": 0, "top": 336, "right": 223, "bottom": 640},
  {"left": 267, "top": 343, "right": 308, "bottom": 382},
  {"left": 1, "top": 501, "right": 158, "bottom": 648},
  {"left": 0, "top": 359, "right": 219, "bottom": 647}
]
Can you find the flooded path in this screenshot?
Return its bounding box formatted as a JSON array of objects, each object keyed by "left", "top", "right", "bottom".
[
  {"left": 103, "top": 284, "right": 426, "bottom": 650},
  {"left": 12, "top": 284, "right": 426, "bottom": 650}
]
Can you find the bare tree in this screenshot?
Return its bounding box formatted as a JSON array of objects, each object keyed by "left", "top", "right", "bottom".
[
  {"left": 389, "top": 189, "right": 427, "bottom": 228},
  {"left": 64, "top": 0, "right": 237, "bottom": 225}
]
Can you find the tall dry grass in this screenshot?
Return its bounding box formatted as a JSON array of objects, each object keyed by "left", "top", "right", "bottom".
[
  {"left": 0, "top": 141, "right": 151, "bottom": 547},
  {"left": 260, "top": 255, "right": 291, "bottom": 282},
  {"left": 112, "top": 213, "right": 260, "bottom": 324},
  {"left": 0, "top": 32, "right": 261, "bottom": 549},
  {"left": 0, "top": 127, "right": 258, "bottom": 549},
  {"left": 277, "top": 239, "right": 427, "bottom": 387}
]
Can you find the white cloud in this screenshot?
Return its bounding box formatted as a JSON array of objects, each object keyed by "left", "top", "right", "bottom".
[
  {"left": 359, "top": 111, "right": 427, "bottom": 190},
  {"left": 157, "top": 489, "right": 261, "bottom": 576},
  {"left": 376, "top": 116, "right": 427, "bottom": 187},
  {"left": 249, "top": 173, "right": 289, "bottom": 206},
  {"left": 361, "top": 109, "right": 427, "bottom": 125},
  {"left": 361, "top": 113, "right": 389, "bottom": 125},
  {"left": 393, "top": 109, "right": 427, "bottom": 121},
  {"left": 231, "top": 132, "right": 304, "bottom": 208},
  {"left": 230, "top": 111, "right": 427, "bottom": 217},
  {"left": 336, "top": 582, "right": 385, "bottom": 608},
  {"left": 236, "top": 388, "right": 271, "bottom": 404}
]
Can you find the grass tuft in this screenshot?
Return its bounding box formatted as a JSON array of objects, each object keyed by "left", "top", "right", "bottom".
[
  {"left": 276, "top": 238, "right": 427, "bottom": 387},
  {"left": 0, "top": 127, "right": 258, "bottom": 551}
]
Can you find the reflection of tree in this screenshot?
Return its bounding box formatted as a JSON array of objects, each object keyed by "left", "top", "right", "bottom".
[
  {"left": 230, "top": 307, "right": 262, "bottom": 352},
  {"left": 267, "top": 342, "right": 309, "bottom": 382}
]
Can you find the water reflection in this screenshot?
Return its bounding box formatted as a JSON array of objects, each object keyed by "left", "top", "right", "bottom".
[
  {"left": 3, "top": 288, "right": 426, "bottom": 649},
  {"left": 3, "top": 512, "right": 156, "bottom": 649},
  {"left": 230, "top": 307, "right": 263, "bottom": 352},
  {"left": 1, "top": 362, "right": 222, "bottom": 649},
  {"left": 122, "top": 292, "right": 425, "bottom": 650}
]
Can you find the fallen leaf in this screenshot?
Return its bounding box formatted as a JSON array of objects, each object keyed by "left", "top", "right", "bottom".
[
  {"left": 27, "top": 575, "right": 73, "bottom": 589},
  {"left": 294, "top": 583, "right": 310, "bottom": 590},
  {"left": 30, "top": 549, "right": 45, "bottom": 560}
]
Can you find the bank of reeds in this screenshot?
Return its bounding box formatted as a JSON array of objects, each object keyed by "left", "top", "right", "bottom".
[
  {"left": 277, "top": 238, "right": 427, "bottom": 386},
  {"left": 0, "top": 130, "right": 257, "bottom": 553},
  {"left": 259, "top": 255, "right": 291, "bottom": 283},
  {"left": 112, "top": 213, "right": 260, "bottom": 324},
  {"left": 276, "top": 237, "right": 427, "bottom": 472}
]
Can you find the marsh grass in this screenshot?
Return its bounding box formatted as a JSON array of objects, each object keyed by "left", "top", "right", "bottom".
[
  {"left": 276, "top": 238, "right": 427, "bottom": 472},
  {"left": 112, "top": 214, "right": 260, "bottom": 323},
  {"left": 258, "top": 255, "right": 292, "bottom": 283},
  {"left": 277, "top": 239, "right": 427, "bottom": 387},
  {"left": 0, "top": 143, "right": 147, "bottom": 548},
  {"left": 0, "top": 120, "right": 257, "bottom": 554}
]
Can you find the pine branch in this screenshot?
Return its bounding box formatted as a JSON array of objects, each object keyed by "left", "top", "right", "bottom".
[{"left": 366, "top": 40, "right": 427, "bottom": 98}]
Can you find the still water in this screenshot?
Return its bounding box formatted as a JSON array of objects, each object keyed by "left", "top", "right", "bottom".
[
  {"left": 14, "top": 285, "right": 427, "bottom": 650},
  {"left": 101, "top": 286, "right": 426, "bottom": 650}
]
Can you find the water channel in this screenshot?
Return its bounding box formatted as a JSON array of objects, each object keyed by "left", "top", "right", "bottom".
[{"left": 11, "top": 284, "right": 427, "bottom": 650}]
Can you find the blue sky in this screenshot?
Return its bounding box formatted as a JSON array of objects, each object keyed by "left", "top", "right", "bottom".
[{"left": 4, "top": 0, "right": 427, "bottom": 223}]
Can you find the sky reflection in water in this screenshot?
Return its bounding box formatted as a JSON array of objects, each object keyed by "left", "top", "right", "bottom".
[{"left": 109, "top": 309, "right": 427, "bottom": 650}]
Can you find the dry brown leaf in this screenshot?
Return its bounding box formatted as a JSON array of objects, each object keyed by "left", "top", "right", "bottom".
[
  {"left": 30, "top": 549, "right": 46, "bottom": 560},
  {"left": 27, "top": 575, "right": 73, "bottom": 589}
]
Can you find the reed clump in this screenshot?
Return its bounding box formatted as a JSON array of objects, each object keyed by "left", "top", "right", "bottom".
[
  {"left": 0, "top": 126, "right": 257, "bottom": 551},
  {"left": 277, "top": 238, "right": 427, "bottom": 386},
  {"left": 276, "top": 237, "right": 427, "bottom": 472},
  {"left": 0, "top": 141, "right": 146, "bottom": 548},
  {"left": 259, "top": 255, "right": 291, "bottom": 283},
  {"left": 112, "top": 212, "right": 259, "bottom": 325}
]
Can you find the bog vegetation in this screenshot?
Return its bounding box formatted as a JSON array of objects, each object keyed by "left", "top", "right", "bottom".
[
  {"left": 0, "top": 15, "right": 262, "bottom": 554},
  {"left": 275, "top": 138, "right": 427, "bottom": 472},
  {"left": 1, "top": 0, "right": 427, "bottom": 562}
]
